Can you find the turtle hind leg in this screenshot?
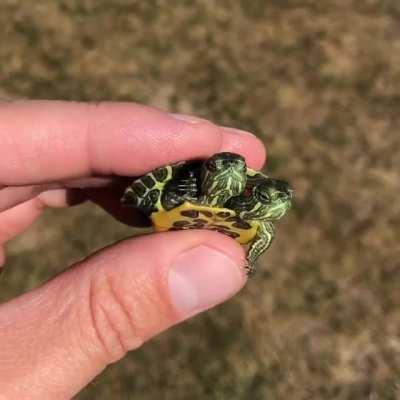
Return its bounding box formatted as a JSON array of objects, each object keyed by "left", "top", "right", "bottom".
[{"left": 246, "top": 222, "right": 275, "bottom": 276}]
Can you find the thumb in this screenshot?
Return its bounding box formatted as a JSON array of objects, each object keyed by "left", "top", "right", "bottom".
[{"left": 0, "top": 230, "right": 246, "bottom": 399}]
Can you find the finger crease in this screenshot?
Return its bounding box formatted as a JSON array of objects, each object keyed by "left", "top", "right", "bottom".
[
  {"left": 83, "top": 103, "right": 97, "bottom": 177},
  {"left": 87, "top": 276, "right": 117, "bottom": 361},
  {"left": 104, "top": 273, "right": 138, "bottom": 348}
]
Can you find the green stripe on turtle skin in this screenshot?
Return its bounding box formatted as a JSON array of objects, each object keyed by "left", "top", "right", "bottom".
[{"left": 246, "top": 221, "right": 275, "bottom": 275}]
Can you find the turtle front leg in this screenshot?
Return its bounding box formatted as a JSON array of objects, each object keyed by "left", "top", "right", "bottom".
[{"left": 246, "top": 221, "right": 275, "bottom": 275}]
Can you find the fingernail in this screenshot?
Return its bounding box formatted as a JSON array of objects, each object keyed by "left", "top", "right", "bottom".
[
  {"left": 170, "top": 113, "right": 207, "bottom": 124},
  {"left": 169, "top": 245, "right": 245, "bottom": 316},
  {"left": 221, "top": 126, "right": 255, "bottom": 137}
]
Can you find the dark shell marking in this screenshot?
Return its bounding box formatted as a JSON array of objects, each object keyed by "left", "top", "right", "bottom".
[
  {"left": 153, "top": 167, "right": 168, "bottom": 182},
  {"left": 142, "top": 175, "right": 156, "bottom": 189},
  {"left": 232, "top": 221, "right": 252, "bottom": 229},
  {"left": 172, "top": 207, "right": 253, "bottom": 237},
  {"left": 173, "top": 220, "right": 191, "bottom": 228},
  {"left": 180, "top": 210, "right": 199, "bottom": 218},
  {"left": 199, "top": 210, "right": 213, "bottom": 218},
  {"left": 132, "top": 182, "right": 147, "bottom": 196},
  {"left": 217, "top": 211, "right": 231, "bottom": 218},
  {"left": 193, "top": 218, "right": 208, "bottom": 224},
  {"left": 209, "top": 227, "right": 240, "bottom": 238}
]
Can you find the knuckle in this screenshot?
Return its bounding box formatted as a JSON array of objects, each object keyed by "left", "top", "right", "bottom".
[
  {"left": 182, "top": 119, "right": 223, "bottom": 148},
  {"left": 87, "top": 271, "right": 143, "bottom": 363},
  {"left": 192, "top": 119, "right": 219, "bottom": 133}
]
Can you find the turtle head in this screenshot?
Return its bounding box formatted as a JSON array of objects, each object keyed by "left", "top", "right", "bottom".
[
  {"left": 227, "top": 177, "right": 293, "bottom": 221},
  {"left": 203, "top": 152, "right": 247, "bottom": 173},
  {"left": 254, "top": 178, "right": 293, "bottom": 221},
  {"left": 201, "top": 152, "right": 247, "bottom": 207}
]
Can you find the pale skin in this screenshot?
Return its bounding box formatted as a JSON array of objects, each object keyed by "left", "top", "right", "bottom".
[{"left": 0, "top": 101, "right": 266, "bottom": 399}]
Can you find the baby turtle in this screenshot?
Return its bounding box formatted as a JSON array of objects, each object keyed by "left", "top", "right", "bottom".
[{"left": 122, "top": 152, "right": 293, "bottom": 275}]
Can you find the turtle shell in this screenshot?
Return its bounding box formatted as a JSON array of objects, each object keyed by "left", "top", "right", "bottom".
[{"left": 151, "top": 201, "right": 258, "bottom": 244}]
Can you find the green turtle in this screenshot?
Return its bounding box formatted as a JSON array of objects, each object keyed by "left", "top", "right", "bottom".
[{"left": 122, "top": 152, "right": 293, "bottom": 275}]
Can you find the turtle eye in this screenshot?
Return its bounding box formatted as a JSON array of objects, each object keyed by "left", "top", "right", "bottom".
[
  {"left": 257, "top": 189, "right": 271, "bottom": 204},
  {"left": 205, "top": 161, "right": 217, "bottom": 172}
]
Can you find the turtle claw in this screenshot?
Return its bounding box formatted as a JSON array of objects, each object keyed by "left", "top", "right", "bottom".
[{"left": 244, "top": 260, "right": 256, "bottom": 277}]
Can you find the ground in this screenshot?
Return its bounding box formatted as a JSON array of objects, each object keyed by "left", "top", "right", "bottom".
[{"left": 1, "top": 1, "right": 400, "bottom": 399}]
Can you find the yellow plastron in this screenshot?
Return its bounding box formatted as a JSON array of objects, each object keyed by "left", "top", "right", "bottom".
[{"left": 151, "top": 201, "right": 258, "bottom": 245}]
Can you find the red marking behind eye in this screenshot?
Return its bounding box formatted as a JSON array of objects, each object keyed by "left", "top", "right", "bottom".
[{"left": 244, "top": 186, "right": 253, "bottom": 197}]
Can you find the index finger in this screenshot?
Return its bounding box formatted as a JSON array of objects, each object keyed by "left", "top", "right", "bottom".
[{"left": 0, "top": 101, "right": 266, "bottom": 186}]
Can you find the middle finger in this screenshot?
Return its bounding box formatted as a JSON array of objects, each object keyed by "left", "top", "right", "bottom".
[{"left": 0, "top": 177, "right": 113, "bottom": 212}]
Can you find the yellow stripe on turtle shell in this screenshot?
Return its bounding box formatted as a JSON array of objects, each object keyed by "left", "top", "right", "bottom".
[{"left": 151, "top": 201, "right": 258, "bottom": 245}]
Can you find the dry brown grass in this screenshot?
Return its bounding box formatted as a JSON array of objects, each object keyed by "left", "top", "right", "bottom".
[{"left": 1, "top": 1, "right": 400, "bottom": 398}]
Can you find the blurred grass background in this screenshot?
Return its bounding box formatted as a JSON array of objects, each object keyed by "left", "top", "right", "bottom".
[{"left": 1, "top": 1, "right": 400, "bottom": 399}]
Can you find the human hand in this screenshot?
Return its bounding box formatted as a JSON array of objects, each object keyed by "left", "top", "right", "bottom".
[{"left": 0, "top": 101, "right": 265, "bottom": 399}]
